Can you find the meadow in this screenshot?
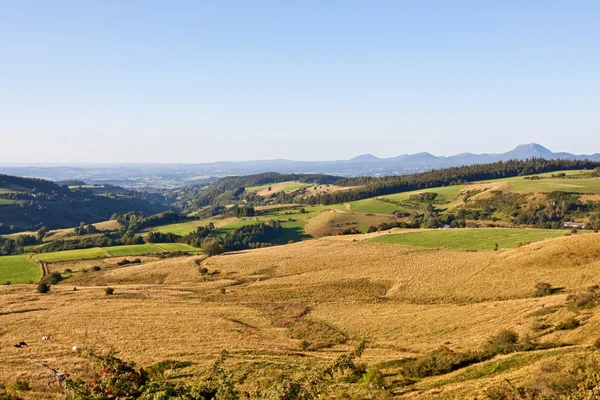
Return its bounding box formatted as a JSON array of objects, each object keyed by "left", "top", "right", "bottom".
[
  {"left": 0, "top": 254, "right": 41, "bottom": 284},
  {"left": 154, "top": 243, "right": 201, "bottom": 252},
  {"left": 34, "top": 247, "right": 109, "bottom": 262},
  {"left": 103, "top": 244, "right": 165, "bottom": 257},
  {"left": 367, "top": 228, "right": 572, "bottom": 250},
  {"left": 4, "top": 233, "right": 600, "bottom": 398}
]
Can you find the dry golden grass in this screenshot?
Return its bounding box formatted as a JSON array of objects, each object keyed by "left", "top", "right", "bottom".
[
  {"left": 304, "top": 210, "right": 396, "bottom": 237},
  {"left": 3, "top": 233, "right": 600, "bottom": 398},
  {"left": 92, "top": 220, "right": 120, "bottom": 231}
]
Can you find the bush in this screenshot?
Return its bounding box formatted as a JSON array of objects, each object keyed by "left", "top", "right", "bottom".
[
  {"left": 36, "top": 282, "right": 50, "bottom": 294},
  {"left": 7, "top": 379, "right": 30, "bottom": 392},
  {"left": 401, "top": 347, "right": 487, "bottom": 378},
  {"left": 3, "top": 281, "right": 10, "bottom": 286},
  {"left": 483, "top": 330, "right": 520, "bottom": 355},
  {"left": 45, "top": 272, "right": 63, "bottom": 284},
  {"left": 105, "top": 287, "right": 115, "bottom": 296},
  {"left": 594, "top": 338, "right": 600, "bottom": 349},
  {"left": 556, "top": 317, "right": 580, "bottom": 330},
  {"left": 566, "top": 286, "right": 600, "bottom": 309},
  {"left": 91, "top": 266, "right": 101, "bottom": 272},
  {"left": 360, "top": 368, "right": 385, "bottom": 389},
  {"left": 64, "top": 268, "right": 72, "bottom": 273},
  {"left": 534, "top": 282, "right": 553, "bottom": 297}
]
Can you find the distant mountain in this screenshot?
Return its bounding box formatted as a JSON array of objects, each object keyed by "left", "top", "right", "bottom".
[{"left": 1, "top": 143, "right": 599, "bottom": 188}]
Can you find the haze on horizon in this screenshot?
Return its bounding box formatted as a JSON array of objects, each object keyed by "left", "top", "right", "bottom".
[{"left": 1, "top": 1, "right": 599, "bottom": 164}]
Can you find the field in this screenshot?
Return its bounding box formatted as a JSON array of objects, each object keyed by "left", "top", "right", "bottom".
[
  {"left": 0, "top": 254, "right": 41, "bottom": 284},
  {"left": 367, "top": 228, "right": 573, "bottom": 250},
  {"left": 245, "top": 181, "right": 309, "bottom": 195},
  {"left": 155, "top": 243, "right": 201, "bottom": 252},
  {"left": 304, "top": 210, "right": 397, "bottom": 237},
  {"left": 4, "top": 233, "right": 600, "bottom": 398},
  {"left": 34, "top": 247, "right": 109, "bottom": 262},
  {"left": 332, "top": 171, "right": 600, "bottom": 216},
  {"left": 103, "top": 244, "right": 165, "bottom": 257}
]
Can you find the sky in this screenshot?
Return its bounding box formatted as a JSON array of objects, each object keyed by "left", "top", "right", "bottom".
[{"left": 1, "top": 1, "right": 599, "bottom": 164}]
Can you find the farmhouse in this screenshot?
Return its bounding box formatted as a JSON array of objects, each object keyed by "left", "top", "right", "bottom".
[{"left": 564, "top": 222, "right": 586, "bottom": 229}]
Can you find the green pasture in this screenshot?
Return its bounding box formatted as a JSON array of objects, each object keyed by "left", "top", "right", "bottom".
[
  {"left": 367, "top": 228, "right": 574, "bottom": 251},
  {"left": 34, "top": 248, "right": 109, "bottom": 262},
  {"left": 245, "top": 181, "right": 309, "bottom": 193},
  {"left": 0, "top": 254, "right": 42, "bottom": 284},
  {"left": 155, "top": 243, "right": 201, "bottom": 252},
  {"left": 103, "top": 244, "right": 165, "bottom": 257}
]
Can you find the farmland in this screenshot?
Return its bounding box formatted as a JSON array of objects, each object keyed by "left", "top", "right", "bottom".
[
  {"left": 154, "top": 243, "right": 201, "bottom": 252},
  {"left": 103, "top": 244, "right": 165, "bottom": 257},
  {"left": 245, "top": 181, "right": 309, "bottom": 195},
  {"left": 34, "top": 247, "right": 109, "bottom": 262},
  {"left": 4, "top": 233, "right": 600, "bottom": 398},
  {"left": 367, "top": 228, "right": 573, "bottom": 250},
  {"left": 0, "top": 254, "right": 41, "bottom": 284}
]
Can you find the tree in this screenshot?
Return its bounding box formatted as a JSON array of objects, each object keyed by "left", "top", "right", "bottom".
[{"left": 37, "top": 282, "right": 50, "bottom": 294}]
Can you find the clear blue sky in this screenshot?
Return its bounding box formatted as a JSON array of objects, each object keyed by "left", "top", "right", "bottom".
[{"left": 1, "top": 1, "right": 599, "bottom": 163}]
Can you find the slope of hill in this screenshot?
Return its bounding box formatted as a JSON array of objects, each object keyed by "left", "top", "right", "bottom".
[
  {"left": 0, "top": 174, "right": 166, "bottom": 233},
  {"left": 3, "top": 233, "right": 600, "bottom": 398}
]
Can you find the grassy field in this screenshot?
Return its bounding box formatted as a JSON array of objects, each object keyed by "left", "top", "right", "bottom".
[
  {"left": 155, "top": 243, "right": 201, "bottom": 252},
  {"left": 0, "top": 254, "right": 41, "bottom": 284},
  {"left": 148, "top": 221, "right": 205, "bottom": 235},
  {"left": 345, "top": 198, "right": 400, "bottom": 214},
  {"left": 103, "top": 244, "right": 165, "bottom": 256},
  {"left": 304, "top": 210, "right": 396, "bottom": 237},
  {"left": 367, "top": 228, "right": 572, "bottom": 250},
  {"left": 245, "top": 181, "right": 309, "bottom": 195},
  {"left": 498, "top": 175, "right": 600, "bottom": 193},
  {"left": 35, "top": 247, "right": 109, "bottom": 262},
  {"left": 3, "top": 233, "right": 600, "bottom": 398}
]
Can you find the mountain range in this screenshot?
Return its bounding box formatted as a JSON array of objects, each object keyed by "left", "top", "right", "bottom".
[{"left": 1, "top": 143, "right": 599, "bottom": 188}]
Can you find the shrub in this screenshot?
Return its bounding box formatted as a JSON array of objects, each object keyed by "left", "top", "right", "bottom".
[
  {"left": 567, "top": 286, "right": 600, "bottom": 309},
  {"left": 534, "top": 282, "right": 553, "bottom": 297},
  {"left": 531, "top": 320, "right": 552, "bottom": 332},
  {"left": 91, "top": 266, "right": 101, "bottom": 272},
  {"left": 199, "top": 267, "right": 209, "bottom": 275},
  {"left": 360, "top": 368, "right": 385, "bottom": 389},
  {"left": 401, "top": 347, "right": 487, "bottom": 378},
  {"left": 483, "top": 330, "right": 520, "bottom": 355},
  {"left": 45, "top": 272, "right": 63, "bottom": 284},
  {"left": 594, "top": 338, "right": 600, "bottom": 349},
  {"left": 105, "top": 287, "right": 115, "bottom": 296},
  {"left": 3, "top": 281, "right": 10, "bottom": 286},
  {"left": 64, "top": 268, "right": 72, "bottom": 273},
  {"left": 36, "top": 282, "right": 50, "bottom": 294},
  {"left": 556, "top": 317, "right": 580, "bottom": 330},
  {"left": 367, "top": 226, "right": 378, "bottom": 233},
  {"left": 7, "top": 379, "right": 30, "bottom": 392}
]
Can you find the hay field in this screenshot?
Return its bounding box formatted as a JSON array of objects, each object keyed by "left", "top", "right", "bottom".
[
  {"left": 367, "top": 228, "right": 572, "bottom": 250},
  {"left": 0, "top": 255, "right": 41, "bottom": 284},
  {"left": 34, "top": 248, "right": 109, "bottom": 262},
  {"left": 155, "top": 243, "right": 201, "bottom": 252},
  {"left": 103, "top": 244, "right": 165, "bottom": 256},
  {"left": 304, "top": 210, "right": 396, "bottom": 237},
  {"left": 245, "top": 181, "right": 309, "bottom": 195},
  {"left": 4, "top": 233, "right": 600, "bottom": 398}
]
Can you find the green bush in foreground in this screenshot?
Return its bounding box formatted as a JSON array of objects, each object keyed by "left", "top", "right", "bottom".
[{"left": 61, "top": 341, "right": 369, "bottom": 400}]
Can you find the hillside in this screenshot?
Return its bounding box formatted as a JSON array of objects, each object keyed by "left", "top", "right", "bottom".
[
  {"left": 3, "top": 233, "right": 600, "bottom": 398},
  {"left": 0, "top": 175, "right": 166, "bottom": 234}
]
